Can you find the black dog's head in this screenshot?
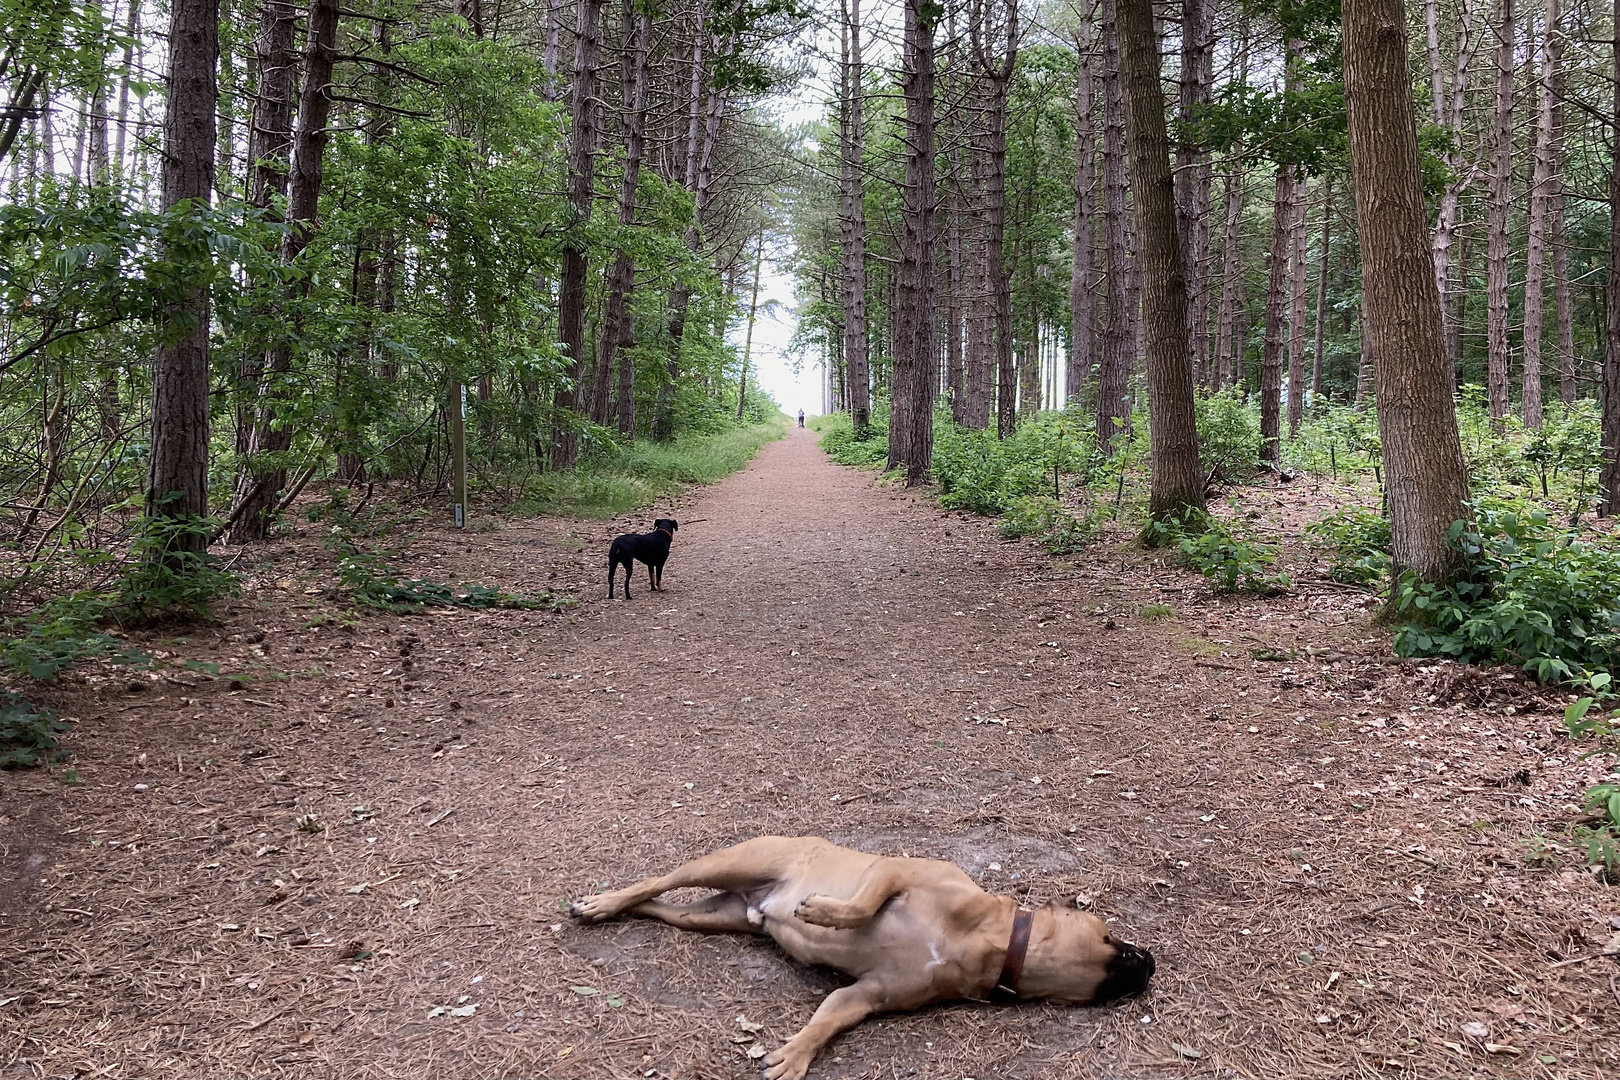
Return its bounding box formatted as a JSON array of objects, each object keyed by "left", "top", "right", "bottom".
[{"left": 653, "top": 518, "right": 678, "bottom": 536}]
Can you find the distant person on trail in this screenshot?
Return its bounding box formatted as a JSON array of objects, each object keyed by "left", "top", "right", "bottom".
[{"left": 798, "top": 410, "right": 805, "bottom": 428}]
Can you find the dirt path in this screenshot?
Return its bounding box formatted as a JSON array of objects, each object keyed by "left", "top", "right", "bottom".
[{"left": 3, "top": 427, "right": 1618, "bottom": 1079}]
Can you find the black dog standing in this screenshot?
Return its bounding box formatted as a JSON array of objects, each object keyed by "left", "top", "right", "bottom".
[{"left": 607, "top": 518, "right": 678, "bottom": 598}]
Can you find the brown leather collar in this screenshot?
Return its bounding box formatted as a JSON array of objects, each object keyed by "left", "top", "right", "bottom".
[
  {"left": 655, "top": 528, "right": 673, "bottom": 538},
  {"left": 995, "top": 908, "right": 1034, "bottom": 996}
]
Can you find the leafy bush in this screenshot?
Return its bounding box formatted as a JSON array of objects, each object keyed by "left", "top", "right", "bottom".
[
  {"left": 814, "top": 411, "right": 891, "bottom": 468},
  {"left": 1306, "top": 506, "right": 1392, "bottom": 586},
  {"left": 1195, "top": 387, "right": 1261, "bottom": 480},
  {"left": 1561, "top": 673, "right": 1620, "bottom": 874},
  {"left": 116, "top": 512, "right": 240, "bottom": 624},
  {"left": 1394, "top": 501, "right": 1620, "bottom": 682},
  {"left": 995, "top": 496, "right": 1101, "bottom": 554},
  {"left": 0, "top": 692, "right": 70, "bottom": 768},
  {"left": 1143, "top": 509, "right": 1289, "bottom": 595},
  {"left": 1, "top": 592, "right": 150, "bottom": 681},
  {"left": 934, "top": 410, "right": 1095, "bottom": 516}
]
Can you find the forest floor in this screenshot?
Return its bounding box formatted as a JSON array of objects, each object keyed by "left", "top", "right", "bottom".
[{"left": 3, "top": 427, "right": 1620, "bottom": 1080}]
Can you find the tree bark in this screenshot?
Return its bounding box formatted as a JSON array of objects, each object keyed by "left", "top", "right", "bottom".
[
  {"left": 552, "top": 0, "right": 604, "bottom": 468},
  {"left": 1212, "top": 148, "right": 1245, "bottom": 390},
  {"left": 229, "top": 0, "right": 338, "bottom": 542},
  {"left": 971, "top": 0, "right": 1017, "bottom": 439},
  {"left": 594, "top": 0, "right": 651, "bottom": 436},
  {"left": 1485, "top": 0, "right": 1514, "bottom": 428},
  {"left": 147, "top": 0, "right": 218, "bottom": 546},
  {"left": 1286, "top": 168, "right": 1309, "bottom": 435},
  {"left": 1260, "top": 166, "right": 1291, "bottom": 463},
  {"left": 1117, "top": 0, "right": 1203, "bottom": 520},
  {"left": 1602, "top": 18, "right": 1620, "bottom": 514},
  {"left": 1427, "top": 0, "right": 1476, "bottom": 380},
  {"left": 1068, "top": 19, "right": 1096, "bottom": 405},
  {"left": 1176, "top": 0, "right": 1215, "bottom": 388},
  {"left": 1521, "top": 0, "right": 1555, "bottom": 427},
  {"left": 1548, "top": 0, "right": 1573, "bottom": 406},
  {"left": 1343, "top": 0, "right": 1471, "bottom": 579},
  {"left": 1310, "top": 177, "right": 1332, "bottom": 400},
  {"left": 1095, "top": 0, "right": 1131, "bottom": 453},
  {"left": 841, "top": 0, "right": 870, "bottom": 431},
  {"left": 887, "top": 0, "right": 936, "bottom": 483}
]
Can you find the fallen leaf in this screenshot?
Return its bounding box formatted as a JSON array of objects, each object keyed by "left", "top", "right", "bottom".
[
  {"left": 746, "top": 1043, "right": 767, "bottom": 1060},
  {"left": 1484, "top": 1043, "right": 1521, "bottom": 1056},
  {"left": 449, "top": 1004, "right": 477, "bottom": 1017},
  {"left": 1600, "top": 932, "right": 1620, "bottom": 957},
  {"left": 1461, "top": 1022, "right": 1489, "bottom": 1040},
  {"left": 607, "top": 995, "right": 626, "bottom": 1008},
  {"left": 345, "top": 883, "right": 368, "bottom": 895},
  {"left": 557, "top": 1046, "right": 573, "bottom": 1059},
  {"left": 426, "top": 1006, "right": 446, "bottom": 1019},
  {"left": 572, "top": 986, "right": 599, "bottom": 996},
  {"left": 1170, "top": 1042, "right": 1203, "bottom": 1060}
]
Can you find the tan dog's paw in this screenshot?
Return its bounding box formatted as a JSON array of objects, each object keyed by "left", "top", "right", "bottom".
[
  {"left": 568, "top": 893, "right": 619, "bottom": 922},
  {"left": 762, "top": 1041, "right": 813, "bottom": 1080},
  {"left": 794, "top": 894, "right": 863, "bottom": 929}
]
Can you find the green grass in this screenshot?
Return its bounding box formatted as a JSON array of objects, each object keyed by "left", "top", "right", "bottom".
[{"left": 515, "top": 419, "right": 787, "bottom": 518}]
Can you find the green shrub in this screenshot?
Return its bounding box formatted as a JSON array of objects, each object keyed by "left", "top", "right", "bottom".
[
  {"left": 934, "top": 410, "right": 1095, "bottom": 516},
  {"left": 1394, "top": 501, "right": 1620, "bottom": 682},
  {"left": 815, "top": 410, "right": 891, "bottom": 468},
  {"left": 1306, "top": 506, "right": 1392, "bottom": 586},
  {"left": 116, "top": 512, "right": 240, "bottom": 624},
  {"left": 1144, "top": 509, "right": 1289, "bottom": 595},
  {"left": 0, "top": 692, "right": 69, "bottom": 768},
  {"left": 1561, "top": 674, "right": 1620, "bottom": 874},
  {"left": 1195, "top": 387, "right": 1261, "bottom": 480}
]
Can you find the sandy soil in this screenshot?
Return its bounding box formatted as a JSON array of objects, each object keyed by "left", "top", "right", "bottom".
[{"left": 2, "top": 426, "right": 1618, "bottom": 1079}]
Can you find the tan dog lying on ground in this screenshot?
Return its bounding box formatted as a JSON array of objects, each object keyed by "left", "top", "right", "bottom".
[{"left": 570, "top": 835, "right": 1156, "bottom": 1080}]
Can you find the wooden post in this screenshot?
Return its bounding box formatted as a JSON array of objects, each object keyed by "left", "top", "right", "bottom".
[{"left": 451, "top": 380, "right": 467, "bottom": 527}]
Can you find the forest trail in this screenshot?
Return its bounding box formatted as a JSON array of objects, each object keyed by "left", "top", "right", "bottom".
[{"left": 3, "top": 428, "right": 1618, "bottom": 1079}]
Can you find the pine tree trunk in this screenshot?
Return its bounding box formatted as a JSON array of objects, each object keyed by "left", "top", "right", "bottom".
[
  {"left": 1522, "top": 0, "right": 1551, "bottom": 429},
  {"left": 1286, "top": 168, "right": 1309, "bottom": 435},
  {"left": 887, "top": 0, "right": 936, "bottom": 483},
  {"left": 230, "top": 0, "right": 339, "bottom": 543},
  {"left": 1068, "top": 18, "right": 1096, "bottom": 405},
  {"left": 1548, "top": 0, "right": 1573, "bottom": 405},
  {"left": 235, "top": 0, "right": 297, "bottom": 465},
  {"left": 1485, "top": 0, "right": 1514, "bottom": 428},
  {"left": 1260, "top": 166, "right": 1291, "bottom": 463},
  {"left": 1176, "top": 0, "right": 1215, "bottom": 388},
  {"left": 1602, "top": 24, "right": 1620, "bottom": 514},
  {"left": 962, "top": 103, "right": 993, "bottom": 429},
  {"left": 596, "top": 1, "right": 651, "bottom": 436},
  {"left": 1118, "top": 0, "right": 1203, "bottom": 519},
  {"left": 1429, "top": 0, "right": 1478, "bottom": 384},
  {"left": 148, "top": 0, "right": 218, "bottom": 546},
  {"left": 1095, "top": 0, "right": 1131, "bottom": 453},
  {"left": 552, "top": 0, "right": 604, "bottom": 468},
  {"left": 1212, "top": 148, "right": 1245, "bottom": 390},
  {"left": 1344, "top": 0, "right": 1471, "bottom": 578},
  {"left": 841, "top": 0, "right": 870, "bottom": 432},
  {"left": 974, "top": 0, "right": 1016, "bottom": 439},
  {"left": 1311, "top": 177, "right": 1332, "bottom": 400}
]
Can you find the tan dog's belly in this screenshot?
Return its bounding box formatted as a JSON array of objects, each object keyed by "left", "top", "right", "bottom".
[{"left": 570, "top": 836, "right": 1151, "bottom": 1080}]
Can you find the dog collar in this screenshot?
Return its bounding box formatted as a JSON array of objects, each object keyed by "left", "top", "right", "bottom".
[
  {"left": 995, "top": 908, "right": 1034, "bottom": 996},
  {"left": 655, "top": 527, "right": 672, "bottom": 538}
]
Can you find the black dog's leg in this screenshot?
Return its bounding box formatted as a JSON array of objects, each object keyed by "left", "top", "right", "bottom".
[
  {"left": 607, "top": 559, "right": 616, "bottom": 599},
  {"left": 653, "top": 561, "right": 664, "bottom": 591},
  {"left": 622, "top": 558, "right": 632, "bottom": 599},
  {"left": 646, "top": 562, "right": 658, "bottom": 592}
]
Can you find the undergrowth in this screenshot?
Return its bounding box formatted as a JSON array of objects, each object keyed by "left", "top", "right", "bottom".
[
  {"left": 321, "top": 519, "right": 574, "bottom": 614},
  {"left": 1393, "top": 501, "right": 1620, "bottom": 683},
  {"left": 1143, "top": 508, "right": 1290, "bottom": 595},
  {"left": 0, "top": 691, "right": 70, "bottom": 768},
  {"left": 517, "top": 420, "right": 786, "bottom": 518}
]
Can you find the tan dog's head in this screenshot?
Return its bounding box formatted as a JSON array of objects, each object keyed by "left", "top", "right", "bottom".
[{"left": 1016, "top": 905, "right": 1156, "bottom": 1006}]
